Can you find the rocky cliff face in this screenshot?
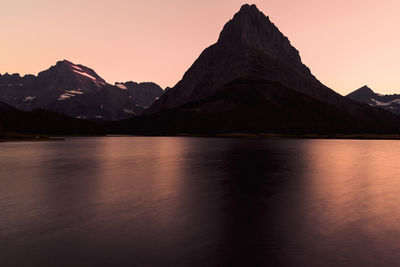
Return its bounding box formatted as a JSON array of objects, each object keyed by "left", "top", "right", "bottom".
[
  {"left": 0, "top": 60, "right": 164, "bottom": 120},
  {"left": 347, "top": 86, "right": 400, "bottom": 114}
]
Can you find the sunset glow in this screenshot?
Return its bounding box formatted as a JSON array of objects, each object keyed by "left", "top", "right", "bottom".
[{"left": 1, "top": 0, "right": 400, "bottom": 95}]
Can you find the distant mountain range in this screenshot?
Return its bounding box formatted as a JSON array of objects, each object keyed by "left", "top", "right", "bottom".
[
  {"left": 2, "top": 4, "right": 400, "bottom": 136},
  {"left": 114, "top": 4, "right": 400, "bottom": 135},
  {"left": 347, "top": 86, "right": 400, "bottom": 114},
  {"left": 0, "top": 60, "right": 164, "bottom": 121}
]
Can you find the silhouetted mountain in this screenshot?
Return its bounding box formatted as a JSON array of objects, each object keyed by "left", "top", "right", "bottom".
[
  {"left": 112, "top": 79, "right": 400, "bottom": 135},
  {"left": 0, "top": 108, "right": 103, "bottom": 135},
  {"left": 118, "top": 4, "right": 400, "bottom": 134},
  {"left": 149, "top": 5, "right": 352, "bottom": 114},
  {"left": 347, "top": 86, "right": 400, "bottom": 114},
  {"left": 115, "top": 82, "right": 163, "bottom": 108},
  {"left": 0, "top": 60, "right": 164, "bottom": 120}
]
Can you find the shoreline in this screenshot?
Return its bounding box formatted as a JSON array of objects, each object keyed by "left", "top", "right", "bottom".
[
  {"left": 0, "top": 136, "right": 65, "bottom": 143},
  {"left": 109, "top": 132, "right": 400, "bottom": 140},
  {"left": 3, "top": 133, "right": 400, "bottom": 142},
  {"left": 214, "top": 133, "right": 400, "bottom": 140},
  {"left": 0, "top": 132, "right": 64, "bottom": 142}
]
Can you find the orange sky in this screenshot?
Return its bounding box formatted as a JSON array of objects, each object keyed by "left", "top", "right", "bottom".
[{"left": 1, "top": 0, "right": 400, "bottom": 95}]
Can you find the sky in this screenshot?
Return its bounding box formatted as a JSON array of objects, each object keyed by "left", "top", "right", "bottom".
[{"left": 1, "top": 0, "right": 400, "bottom": 95}]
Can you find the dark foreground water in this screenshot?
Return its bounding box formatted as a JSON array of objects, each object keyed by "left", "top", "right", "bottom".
[{"left": 1, "top": 137, "right": 400, "bottom": 266}]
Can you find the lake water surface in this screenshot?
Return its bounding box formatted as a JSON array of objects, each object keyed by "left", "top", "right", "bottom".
[{"left": 1, "top": 137, "right": 400, "bottom": 266}]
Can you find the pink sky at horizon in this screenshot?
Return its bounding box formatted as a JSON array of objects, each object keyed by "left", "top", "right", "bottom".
[{"left": 1, "top": 0, "right": 400, "bottom": 95}]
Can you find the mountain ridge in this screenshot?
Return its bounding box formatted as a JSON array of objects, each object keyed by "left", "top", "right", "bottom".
[
  {"left": 0, "top": 60, "right": 164, "bottom": 120},
  {"left": 147, "top": 4, "right": 355, "bottom": 115},
  {"left": 124, "top": 4, "right": 400, "bottom": 134},
  {"left": 347, "top": 86, "right": 400, "bottom": 114}
]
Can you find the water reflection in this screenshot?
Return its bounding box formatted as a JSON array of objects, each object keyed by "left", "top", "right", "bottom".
[
  {"left": 302, "top": 140, "right": 400, "bottom": 266},
  {"left": 2, "top": 138, "right": 400, "bottom": 266}
]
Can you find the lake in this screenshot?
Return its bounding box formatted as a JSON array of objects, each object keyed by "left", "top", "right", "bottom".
[{"left": 1, "top": 137, "right": 400, "bottom": 266}]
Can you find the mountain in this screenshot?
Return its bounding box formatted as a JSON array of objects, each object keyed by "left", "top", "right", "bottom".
[
  {"left": 112, "top": 78, "right": 400, "bottom": 135},
  {"left": 114, "top": 82, "right": 163, "bottom": 108},
  {"left": 116, "top": 4, "right": 400, "bottom": 134},
  {"left": 0, "top": 98, "right": 103, "bottom": 136},
  {"left": 148, "top": 4, "right": 353, "bottom": 114},
  {"left": 0, "top": 108, "right": 103, "bottom": 135},
  {"left": 0, "top": 60, "right": 164, "bottom": 120},
  {"left": 347, "top": 86, "right": 400, "bottom": 114}
]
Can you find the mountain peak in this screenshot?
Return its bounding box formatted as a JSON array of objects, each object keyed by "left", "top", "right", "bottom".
[
  {"left": 356, "top": 85, "right": 374, "bottom": 94},
  {"left": 219, "top": 4, "right": 269, "bottom": 41},
  {"left": 217, "top": 4, "right": 301, "bottom": 63},
  {"left": 346, "top": 85, "right": 376, "bottom": 100},
  {"left": 48, "top": 60, "right": 107, "bottom": 85},
  {"left": 55, "top": 59, "right": 74, "bottom": 67},
  {"left": 346, "top": 86, "right": 400, "bottom": 115},
  {"left": 148, "top": 4, "right": 320, "bottom": 113},
  {"left": 238, "top": 4, "right": 261, "bottom": 14},
  {"left": 55, "top": 59, "right": 83, "bottom": 69}
]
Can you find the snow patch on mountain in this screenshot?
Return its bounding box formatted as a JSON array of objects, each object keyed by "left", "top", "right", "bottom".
[
  {"left": 71, "top": 65, "right": 83, "bottom": 71},
  {"left": 23, "top": 96, "right": 36, "bottom": 102},
  {"left": 371, "top": 98, "right": 400, "bottom": 107},
  {"left": 72, "top": 70, "right": 97, "bottom": 81},
  {"left": 58, "top": 90, "right": 84, "bottom": 100},
  {"left": 124, "top": 109, "right": 135, "bottom": 114},
  {"left": 116, "top": 83, "right": 128, "bottom": 90}
]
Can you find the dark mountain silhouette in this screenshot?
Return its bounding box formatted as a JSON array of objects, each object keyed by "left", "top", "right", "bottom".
[
  {"left": 0, "top": 108, "right": 103, "bottom": 135},
  {"left": 0, "top": 99, "right": 103, "bottom": 136},
  {"left": 0, "top": 101, "right": 15, "bottom": 134},
  {"left": 347, "top": 86, "right": 400, "bottom": 114},
  {"left": 148, "top": 5, "right": 369, "bottom": 116},
  {"left": 0, "top": 60, "right": 164, "bottom": 120},
  {"left": 111, "top": 79, "right": 398, "bottom": 135},
  {"left": 115, "top": 81, "right": 163, "bottom": 108},
  {"left": 113, "top": 4, "right": 400, "bottom": 135},
  {"left": 0, "top": 101, "right": 14, "bottom": 111}
]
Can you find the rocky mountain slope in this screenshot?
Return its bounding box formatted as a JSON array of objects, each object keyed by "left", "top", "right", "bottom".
[
  {"left": 347, "top": 86, "right": 400, "bottom": 114},
  {"left": 115, "top": 81, "right": 163, "bottom": 108},
  {"left": 0, "top": 60, "right": 164, "bottom": 121}
]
